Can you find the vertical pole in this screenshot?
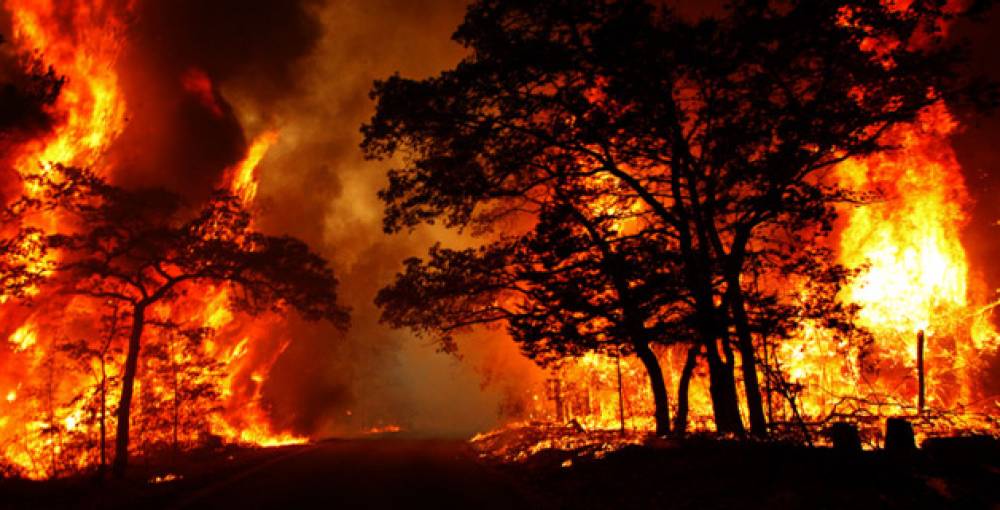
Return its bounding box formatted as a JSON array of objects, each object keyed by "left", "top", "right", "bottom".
[
  {"left": 616, "top": 351, "right": 625, "bottom": 436},
  {"left": 763, "top": 336, "right": 774, "bottom": 425},
  {"left": 99, "top": 357, "right": 107, "bottom": 476},
  {"left": 917, "top": 329, "right": 925, "bottom": 414},
  {"left": 554, "top": 378, "right": 564, "bottom": 423}
]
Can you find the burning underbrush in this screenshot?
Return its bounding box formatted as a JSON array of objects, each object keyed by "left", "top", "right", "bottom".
[
  {"left": 469, "top": 418, "right": 999, "bottom": 510},
  {"left": 470, "top": 421, "right": 645, "bottom": 465},
  {"left": 471, "top": 410, "right": 1000, "bottom": 470}
]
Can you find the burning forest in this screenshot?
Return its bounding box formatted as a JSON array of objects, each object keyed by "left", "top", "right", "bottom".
[{"left": 1, "top": 0, "right": 1000, "bottom": 509}]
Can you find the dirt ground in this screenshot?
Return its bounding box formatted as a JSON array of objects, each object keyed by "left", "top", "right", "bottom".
[{"left": 1, "top": 436, "right": 997, "bottom": 509}]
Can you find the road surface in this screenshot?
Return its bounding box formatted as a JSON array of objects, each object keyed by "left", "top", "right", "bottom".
[{"left": 168, "top": 439, "right": 541, "bottom": 509}]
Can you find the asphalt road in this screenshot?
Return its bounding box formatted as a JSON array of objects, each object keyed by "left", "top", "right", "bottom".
[{"left": 169, "top": 439, "right": 541, "bottom": 510}]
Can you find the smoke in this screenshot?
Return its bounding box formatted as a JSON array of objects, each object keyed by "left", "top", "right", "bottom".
[
  {"left": 239, "top": 0, "right": 545, "bottom": 437},
  {"left": 108, "top": 0, "right": 324, "bottom": 199},
  {"left": 106, "top": 0, "right": 540, "bottom": 437}
]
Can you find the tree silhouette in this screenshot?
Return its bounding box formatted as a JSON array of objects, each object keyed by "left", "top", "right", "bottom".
[
  {"left": 6, "top": 165, "right": 349, "bottom": 476},
  {"left": 379, "top": 197, "right": 690, "bottom": 435},
  {"left": 57, "top": 302, "right": 124, "bottom": 477},
  {"left": 0, "top": 33, "right": 63, "bottom": 144},
  {"left": 364, "top": 0, "right": 994, "bottom": 436}
]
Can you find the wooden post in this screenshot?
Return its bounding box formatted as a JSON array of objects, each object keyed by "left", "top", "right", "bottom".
[
  {"left": 549, "top": 377, "right": 564, "bottom": 422},
  {"left": 917, "top": 329, "right": 925, "bottom": 414},
  {"left": 616, "top": 352, "right": 625, "bottom": 436}
]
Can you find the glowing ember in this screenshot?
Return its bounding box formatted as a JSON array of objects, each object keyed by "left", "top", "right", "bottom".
[
  {"left": 149, "top": 473, "right": 182, "bottom": 484},
  {"left": 364, "top": 425, "right": 403, "bottom": 435}
]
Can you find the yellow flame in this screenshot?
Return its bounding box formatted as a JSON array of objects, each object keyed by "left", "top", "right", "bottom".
[
  {"left": 8, "top": 325, "right": 37, "bottom": 352},
  {"left": 230, "top": 131, "right": 279, "bottom": 204}
]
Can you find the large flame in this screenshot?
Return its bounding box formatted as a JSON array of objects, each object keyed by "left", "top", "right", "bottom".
[
  {"left": 779, "top": 102, "right": 1000, "bottom": 426},
  {"left": 6, "top": 0, "right": 127, "bottom": 178},
  {"left": 0, "top": 1, "right": 303, "bottom": 479}
]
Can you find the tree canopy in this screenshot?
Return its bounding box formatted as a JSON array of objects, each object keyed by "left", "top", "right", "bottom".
[{"left": 365, "top": 0, "right": 995, "bottom": 437}]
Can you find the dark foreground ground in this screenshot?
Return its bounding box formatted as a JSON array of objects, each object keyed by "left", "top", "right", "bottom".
[{"left": 1, "top": 437, "right": 997, "bottom": 509}]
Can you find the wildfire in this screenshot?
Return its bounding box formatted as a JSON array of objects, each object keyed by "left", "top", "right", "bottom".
[
  {"left": 837, "top": 104, "right": 970, "bottom": 336},
  {"left": 2, "top": 0, "right": 998, "bottom": 481},
  {"left": 777, "top": 101, "right": 1000, "bottom": 426},
  {"left": 0, "top": 1, "right": 306, "bottom": 479},
  {"left": 519, "top": 100, "right": 1000, "bottom": 448}
]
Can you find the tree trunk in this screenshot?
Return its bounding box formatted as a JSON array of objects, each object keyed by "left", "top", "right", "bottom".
[
  {"left": 725, "top": 273, "right": 768, "bottom": 438},
  {"left": 660, "top": 143, "right": 743, "bottom": 436},
  {"left": 674, "top": 344, "right": 700, "bottom": 435},
  {"left": 633, "top": 342, "right": 671, "bottom": 436},
  {"left": 615, "top": 352, "right": 625, "bottom": 436},
  {"left": 171, "top": 339, "right": 179, "bottom": 457},
  {"left": 734, "top": 335, "right": 767, "bottom": 437},
  {"left": 917, "top": 330, "right": 925, "bottom": 414},
  {"left": 703, "top": 339, "right": 745, "bottom": 436},
  {"left": 99, "top": 357, "right": 107, "bottom": 477},
  {"left": 112, "top": 304, "right": 145, "bottom": 478},
  {"left": 45, "top": 357, "right": 57, "bottom": 479}
]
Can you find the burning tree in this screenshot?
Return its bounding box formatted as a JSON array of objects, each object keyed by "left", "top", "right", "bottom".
[
  {"left": 365, "top": 0, "right": 995, "bottom": 437},
  {"left": 3, "top": 165, "right": 349, "bottom": 477}
]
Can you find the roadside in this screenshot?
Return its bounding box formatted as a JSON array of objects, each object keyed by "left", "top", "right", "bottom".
[{"left": 0, "top": 443, "right": 314, "bottom": 510}]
